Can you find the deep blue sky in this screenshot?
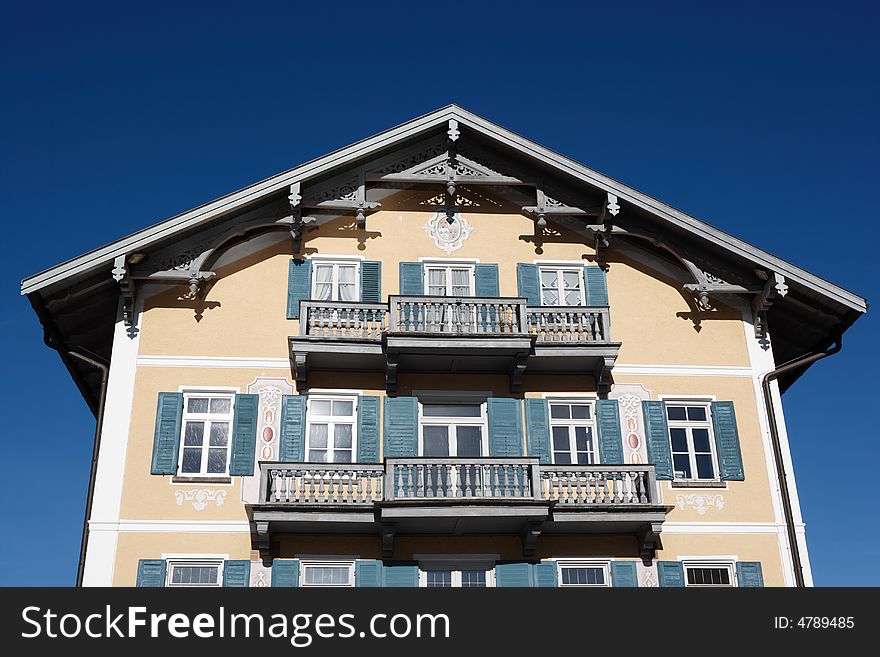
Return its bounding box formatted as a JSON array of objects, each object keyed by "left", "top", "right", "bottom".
[{"left": 1, "top": 1, "right": 876, "bottom": 585}]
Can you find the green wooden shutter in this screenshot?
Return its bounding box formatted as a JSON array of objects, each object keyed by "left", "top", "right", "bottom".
[
  {"left": 516, "top": 263, "right": 540, "bottom": 306},
  {"left": 596, "top": 399, "right": 624, "bottom": 464},
  {"left": 223, "top": 560, "right": 250, "bottom": 587},
  {"left": 355, "top": 560, "right": 383, "bottom": 587},
  {"left": 736, "top": 562, "right": 764, "bottom": 587},
  {"left": 711, "top": 401, "right": 745, "bottom": 481},
  {"left": 399, "top": 262, "right": 424, "bottom": 295},
  {"left": 383, "top": 397, "right": 418, "bottom": 457},
  {"left": 474, "top": 264, "right": 500, "bottom": 297},
  {"left": 151, "top": 393, "right": 183, "bottom": 475},
  {"left": 229, "top": 393, "right": 259, "bottom": 476},
  {"left": 525, "top": 398, "right": 551, "bottom": 464},
  {"left": 657, "top": 561, "right": 685, "bottom": 587},
  {"left": 495, "top": 563, "right": 532, "bottom": 587},
  {"left": 357, "top": 395, "right": 380, "bottom": 462},
  {"left": 532, "top": 562, "right": 558, "bottom": 587},
  {"left": 271, "top": 559, "right": 300, "bottom": 587},
  {"left": 611, "top": 561, "right": 638, "bottom": 587},
  {"left": 382, "top": 564, "right": 419, "bottom": 587},
  {"left": 287, "top": 258, "right": 312, "bottom": 319},
  {"left": 488, "top": 398, "right": 524, "bottom": 457},
  {"left": 643, "top": 400, "right": 674, "bottom": 480},
  {"left": 279, "top": 395, "right": 307, "bottom": 462},
  {"left": 584, "top": 265, "right": 609, "bottom": 306},
  {"left": 136, "top": 559, "right": 166, "bottom": 587},
  {"left": 361, "top": 261, "right": 382, "bottom": 302}
]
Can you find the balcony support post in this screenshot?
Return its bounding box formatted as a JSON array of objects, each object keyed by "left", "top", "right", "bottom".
[
  {"left": 521, "top": 520, "right": 544, "bottom": 557},
  {"left": 292, "top": 352, "right": 309, "bottom": 391},
  {"left": 384, "top": 354, "right": 398, "bottom": 392},
  {"left": 509, "top": 354, "right": 528, "bottom": 393},
  {"left": 255, "top": 520, "right": 271, "bottom": 559}
]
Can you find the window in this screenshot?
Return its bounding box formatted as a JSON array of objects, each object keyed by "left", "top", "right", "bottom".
[
  {"left": 167, "top": 560, "right": 222, "bottom": 587},
  {"left": 539, "top": 266, "right": 584, "bottom": 306},
  {"left": 312, "top": 260, "right": 359, "bottom": 301},
  {"left": 420, "top": 403, "right": 485, "bottom": 457},
  {"left": 418, "top": 559, "right": 495, "bottom": 588},
  {"left": 549, "top": 401, "right": 597, "bottom": 465},
  {"left": 178, "top": 393, "right": 235, "bottom": 476},
  {"left": 424, "top": 263, "right": 474, "bottom": 296},
  {"left": 666, "top": 403, "right": 717, "bottom": 481},
  {"left": 306, "top": 396, "right": 357, "bottom": 463},
  {"left": 684, "top": 562, "right": 734, "bottom": 587},
  {"left": 557, "top": 561, "right": 610, "bottom": 587},
  {"left": 300, "top": 561, "right": 355, "bottom": 587}
]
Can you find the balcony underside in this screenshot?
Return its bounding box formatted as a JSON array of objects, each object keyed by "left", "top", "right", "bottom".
[
  {"left": 289, "top": 334, "right": 621, "bottom": 393},
  {"left": 249, "top": 501, "right": 667, "bottom": 563}
]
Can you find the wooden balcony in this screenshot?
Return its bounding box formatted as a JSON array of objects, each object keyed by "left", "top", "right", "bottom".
[
  {"left": 289, "top": 296, "right": 620, "bottom": 392},
  {"left": 249, "top": 459, "right": 668, "bottom": 561}
]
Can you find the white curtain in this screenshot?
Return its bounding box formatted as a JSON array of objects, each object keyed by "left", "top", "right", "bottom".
[
  {"left": 314, "top": 265, "right": 333, "bottom": 300},
  {"left": 451, "top": 268, "right": 470, "bottom": 296},
  {"left": 338, "top": 265, "right": 357, "bottom": 301},
  {"left": 428, "top": 268, "right": 446, "bottom": 295}
]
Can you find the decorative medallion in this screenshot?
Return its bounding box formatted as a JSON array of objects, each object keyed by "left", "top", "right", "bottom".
[
  {"left": 423, "top": 212, "right": 474, "bottom": 255},
  {"left": 675, "top": 493, "right": 725, "bottom": 515},
  {"left": 174, "top": 488, "right": 227, "bottom": 511}
]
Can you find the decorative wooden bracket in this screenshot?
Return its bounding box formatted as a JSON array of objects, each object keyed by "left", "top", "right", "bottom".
[
  {"left": 751, "top": 272, "right": 787, "bottom": 340},
  {"left": 637, "top": 521, "right": 663, "bottom": 565},
  {"left": 111, "top": 254, "right": 137, "bottom": 330},
  {"left": 381, "top": 522, "right": 396, "bottom": 558},
  {"left": 521, "top": 520, "right": 543, "bottom": 557}
]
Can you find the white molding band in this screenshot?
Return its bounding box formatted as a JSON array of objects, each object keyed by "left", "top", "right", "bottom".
[
  {"left": 91, "top": 520, "right": 252, "bottom": 533},
  {"left": 81, "top": 298, "right": 142, "bottom": 586},
  {"left": 138, "top": 355, "right": 290, "bottom": 369}
]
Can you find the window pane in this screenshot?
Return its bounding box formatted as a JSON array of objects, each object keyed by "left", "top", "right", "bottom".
[
  {"left": 570, "top": 404, "right": 590, "bottom": 419},
  {"left": 695, "top": 454, "right": 715, "bottom": 480},
  {"left": 311, "top": 400, "right": 332, "bottom": 416},
  {"left": 687, "top": 406, "right": 707, "bottom": 422},
  {"left": 305, "top": 566, "right": 350, "bottom": 586},
  {"left": 554, "top": 452, "right": 572, "bottom": 465},
  {"left": 562, "top": 567, "right": 604, "bottom": 585},
  {"left": 687, "top": 567, "right": 730, "bottom": 586},
  {"left": 308, "top": 449, "right": 327, "bottom": 462},
  {"left": 172, "top": 565, "right": 219, "bottom": 586},
  {"left": 333, "top": 450, "right": 352, "bottom": 463},
  {"left": 669, "top": 428, "right": 688, "bottom": 452},
  {"left": 692, "top": 428, "right": 711, "bottom": 453},
  {"left": 575, "top": 426, "right": 592, "bottom": 452},
  {"left": 181, "top": 448, "right": 202, "bottom": 473},
  {"left": 309, "top": 424, "right": 328, "bottom": 448},
  {"left": 334, "top": 424, "right": 352, "bottom": 448},
  {"left": 428, "top": 269, "right": 446, "bottom": 287},
  {"left": 666, "top": 406, "right": 687, "bottom": 421},
  {"left": 456, "top": 426, "right": 482, "bottom": 457},
  {"left": 423, "top": 404, "right": 481, "bottom": 417},
  {"left": 550, "top": 404, "right": 570, "bottom": 419},
  {"left": 207, "top": 448, "right": 227, "bottom": 473},
  {"left": 540, "top": 270, "right": 557, "bottom": 289},
  {"left": 541, "top": 289, "right": 559, "bottom": 305},
  {"left": 576, "top": 452, "right": 593, "bottom": 465},
  {"left": 461, "top": 570, "right": 487, "bottom": 588},
  {"left": 187, "top": 398, "right": 209, "bottom": 413},
  {"left": 332, "top": 400, "right": 354, "bottom": 417},
  {"left": 209, "top": 398, "right": 231, "bottom": 414},
  {"left": 562, "top": 270, "right": 580, "bottom": 289},
  {"left": 450, "top": 268, "right": 470, "bottom": 294},
  {"left": 338, "top": 265, "right": 357, "bottom": 283},
  {"left": 338, "top": 283, "right": 357, "bottom": 302},
  {"left": 209, "top": 423, "right": 229, "bottom": 446},
  {"left": 423, "top": 426, "right": 449, "bottom": 457},
  {"left": 552, "top": 426, "right": 570, "bottom": 451},
  {"left": 184, "top": 422, "right": 204, "bottom": 446},
  {"left": 314, "top": 265, "right": 333, "bottom": 300},
  {"left": 673, "top": 454, "right": 692, "bottom": 479},
  {"left": 426, "top": 570, "right": 452, "bottom": 588}
]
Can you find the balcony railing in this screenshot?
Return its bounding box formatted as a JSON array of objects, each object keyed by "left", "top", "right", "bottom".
[
  {"left": 297, "top": 296, "right": 610, "bottom": 343},
  {"left": 259, "top": 460, "right": 657, "bottom": 507}
]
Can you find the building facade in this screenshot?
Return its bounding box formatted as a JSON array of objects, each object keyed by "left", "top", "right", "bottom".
[{"left": 22, "top": 106, "right": 867, "bottom": 588}]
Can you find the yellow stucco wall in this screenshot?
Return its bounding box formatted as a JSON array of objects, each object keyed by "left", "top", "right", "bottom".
[{"left": 113, "top": 205, "right": 788, "bottom": 585}]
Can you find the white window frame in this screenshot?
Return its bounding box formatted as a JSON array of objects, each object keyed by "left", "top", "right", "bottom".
[
  {"left": 538, "top": 265, "right": 586, "bottom": 307},
  {"left": 310, "top": 256, "right": 361, "bottom": 302},
  {"left": 421, "top": 260, "right": 476, "bottom": 297},
  {"left": 547, "top": 398, "right": 599, "bottom": 465},
  {"left": 177, "top": 391, "right": 236, "bottom": 477},
  {"left": 305, "top": 394, "right": 359, "bottom": 464},
  {"left": 556, "top": 559, "right": 611, "bottom": 588},
  {"left": 682, "top": 560, "right": 736, "bottom": 587},
  {"left": 416, "top": 555, "right": 497, "bottom": 588},
  {"left": 166, "top": 559, "right": 224, "bottom": 588},
  {"left": 664, "top": 400, "right": 720, "bottom": 482},
  {"left": 299, "top": 559, "right": 356, "bottom": 588},
  {"left": 418, "top": 401, "right": 488, "bottom": 457}
]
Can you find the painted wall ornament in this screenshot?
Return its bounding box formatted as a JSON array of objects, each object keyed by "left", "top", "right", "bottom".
[{"left": 424, "top": 211, "right": 474, "bottom": 255}]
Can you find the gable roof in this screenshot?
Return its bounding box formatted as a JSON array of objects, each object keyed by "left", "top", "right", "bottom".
[
  {"left": 21, "top": 105, "right": 867, "bottom": 412},
  {"left": 19, "top": 104, "right": 868, "bottom": 312}
]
